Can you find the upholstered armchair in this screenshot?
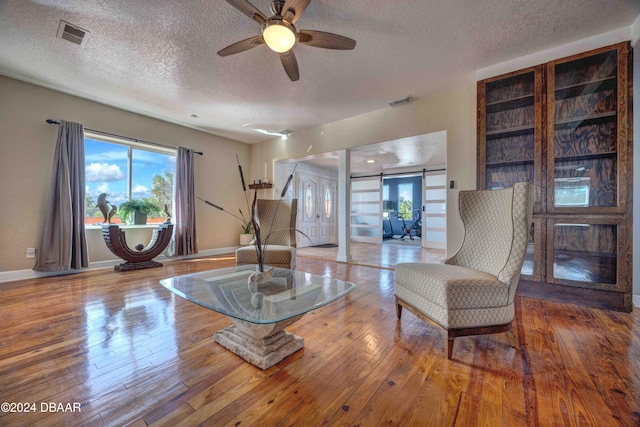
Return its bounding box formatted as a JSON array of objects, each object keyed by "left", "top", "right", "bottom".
[
  {"left": 394, "top": 182, "right": 534, "bottom": 359},
  {"left": 236, "top": 199, "right": 298, "bottom": 270}
]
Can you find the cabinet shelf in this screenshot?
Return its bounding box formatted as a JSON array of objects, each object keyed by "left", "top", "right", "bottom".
[
  {"left": 554, "top": 111, "right": 616, "bottom": 128},
  {"left": 486, "top": 124, "right": 534, "bottom": 138},
  {"left": 554, "top": 151, "right": 616, "bottom": 162},
  {"left": 554, "top": 76, "right": 617, "bottom": 99},
  {"left": 486, "top": 94, "right": 534, "bottom": 113},
  {"left": 486, "top": 159, "right": 534, "bottom": 167}
]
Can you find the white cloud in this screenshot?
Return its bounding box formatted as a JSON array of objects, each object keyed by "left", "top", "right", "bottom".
[
  {"left": 132, "top": 184, "right": 149, "bottom": 194},
  {"left": 86, "top": 163, "right": 124, "bottom": 182},
  {"left": 97, "top": 183, "right": 110, "bottom": 193}
]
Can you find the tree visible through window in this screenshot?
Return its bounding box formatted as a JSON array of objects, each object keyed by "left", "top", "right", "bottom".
[
  {"left": 398, "top": 183, "right": 413, "bottom": 220},
  {"left": 84, "top": 136, "right": 176, "bottom": 225}
]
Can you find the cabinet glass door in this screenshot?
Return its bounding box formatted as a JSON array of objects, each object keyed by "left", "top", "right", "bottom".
[
  {"left": 547, "top": 219, "right": 620, "bottom": 289},
  {"left": 547, "top": 45, "right": 628, "bottom": 213}
]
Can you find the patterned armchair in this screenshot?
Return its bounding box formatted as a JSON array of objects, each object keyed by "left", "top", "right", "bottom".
[
  {"left": 394, "top": 182, "right": 534, "bottom": 359},
  {"left": 236, "top": 199, "right": 298, "bottom": 270}
]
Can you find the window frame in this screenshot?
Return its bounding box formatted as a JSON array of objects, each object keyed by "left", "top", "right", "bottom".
[{"left": 84, "top": 131, "right": 177, "bottom": 226}]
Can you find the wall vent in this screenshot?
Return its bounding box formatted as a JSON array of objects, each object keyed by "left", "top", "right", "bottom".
[
  {"left": 57, "top": 20, "right": 89, "bottom": 46},
  {"left": 388, "top": 95, "right": 414, "bottom": 107}
]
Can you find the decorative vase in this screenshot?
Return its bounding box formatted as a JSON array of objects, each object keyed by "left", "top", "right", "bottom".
[
  {"left": 132, "top": 209, "right": 147, "bottom": 225},
  {"left": 247, "top": 266, "right": 275, "bottom": 292}
]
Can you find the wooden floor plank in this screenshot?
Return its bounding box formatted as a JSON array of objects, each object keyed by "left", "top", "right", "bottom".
[{"left": 0, "top": 252, "right": 639, "bottom": 426}]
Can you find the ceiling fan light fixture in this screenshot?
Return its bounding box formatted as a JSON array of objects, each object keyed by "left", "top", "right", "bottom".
[{"left": 262, "top": 20, "right": 296, "bottom": 53}]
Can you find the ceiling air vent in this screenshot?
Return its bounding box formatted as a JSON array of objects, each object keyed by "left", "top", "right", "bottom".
[
  {"left": 56, "top": 20, "right": 89, "bottom": 46},
  {"left": 388, "top": 95, "right": 414, "bottom": 107}
]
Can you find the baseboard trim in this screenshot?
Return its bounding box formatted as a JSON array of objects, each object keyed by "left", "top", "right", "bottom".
[{"left": 0, "top": 247, "right": 239, "bottom": 284}]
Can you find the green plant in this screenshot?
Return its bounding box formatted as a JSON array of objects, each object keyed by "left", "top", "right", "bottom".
[
  {"left": 239, "top": 208, "right": 253, "bottom": 234},
  {"left": 117, "top": 198, "right": 162, "bottom": 221}
]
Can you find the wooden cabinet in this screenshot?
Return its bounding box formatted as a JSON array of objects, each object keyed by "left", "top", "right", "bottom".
[
  {"left": 477, "top": 65, "right": 544, "bottom": 213},
  {"left": 477, "top": 42, "right": 633, "bottom": 312}
]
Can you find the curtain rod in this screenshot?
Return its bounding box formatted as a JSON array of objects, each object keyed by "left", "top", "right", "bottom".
[
  {"left": 352, "top": 168, "right": 446, "bottom": 180},
  {"left": 45, "top": 119, "right": 203, "bottom": 155}
]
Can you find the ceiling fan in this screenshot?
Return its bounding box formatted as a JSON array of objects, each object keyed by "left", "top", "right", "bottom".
[{"left": 217, "top": 0, "right": 356, "bottom": 81}]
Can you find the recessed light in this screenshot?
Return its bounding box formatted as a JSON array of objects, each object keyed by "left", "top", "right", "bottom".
[
  {"left": 189, "top": 114, "right": 198, "bottom": 118},
  {"left": 367, "top": 159, "right": 375, "bottom": 164}
]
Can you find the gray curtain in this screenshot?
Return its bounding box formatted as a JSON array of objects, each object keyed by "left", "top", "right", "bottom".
[
  {"left": 34, "top": 120, "right": 88, "bottom": 271},
  {"left": 172, "top": 146, "right": 198, "bottom": 256}
]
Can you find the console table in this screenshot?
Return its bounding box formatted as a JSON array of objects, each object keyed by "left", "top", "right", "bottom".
[{"left": 102, "top": 223, "right": 173, "bottom": 271}]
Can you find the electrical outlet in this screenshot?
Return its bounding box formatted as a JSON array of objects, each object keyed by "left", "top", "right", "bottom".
[{"left": 26, "top": 248, "right": 36, "bottom": 259}]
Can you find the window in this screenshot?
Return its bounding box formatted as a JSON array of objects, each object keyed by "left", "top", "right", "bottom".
[
  {"left": 324, "top": 186, "right": 332, "bottom": 219},
  {"left": 305, "top": 183, "right": 314, "bottom": 219},
  {"left": 398, "top": 183, "right": 413, "bottom": 220},
  {"left": 84, "top": 134, "right": 176, "bottom": 225}
]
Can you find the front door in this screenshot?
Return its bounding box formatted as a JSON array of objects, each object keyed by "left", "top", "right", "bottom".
[
  {"left": 296, "top": 172, "right": 338, "bottom": 247},
  {"left": 298, "top": 172, "right": 318, "bottom": 248},
  {"left": 317, "top": 177, "right": 337, "bottom": 245}
]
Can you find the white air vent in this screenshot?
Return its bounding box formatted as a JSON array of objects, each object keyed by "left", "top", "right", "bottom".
[
  {"left": 57, "top": 20, "right": 89, "bottom": 46},
  {"left": 388, "top": 95, "right": 414, "bottom": 107}
]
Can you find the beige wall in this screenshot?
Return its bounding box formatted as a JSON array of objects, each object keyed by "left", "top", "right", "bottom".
[
  {"left": 0, "top": 76, "right": 250, "bottom": 273},
  {"left": 250, "top": 75, "right": 478, "bottom": 255}
]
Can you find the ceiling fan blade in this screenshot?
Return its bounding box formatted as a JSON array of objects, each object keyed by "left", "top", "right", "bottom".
[
  {"left": 217, "top": 35, "right": 264, "bottom": 56},
  {"left": 280, "top": 50, "right": 299, "bottom": 81},
  {"left": 225, "top": 0, "right": 268, "bottom": 25},
  {"left": 298, "top": 30, "right": 356, "bottom": 50},
  {"left": 281, "top": 0, "right": 310, "bottom": 24}
]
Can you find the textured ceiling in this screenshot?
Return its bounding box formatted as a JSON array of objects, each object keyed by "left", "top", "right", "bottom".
[{"left": 0, "top": 0, "right": 638, "bottom": 145}]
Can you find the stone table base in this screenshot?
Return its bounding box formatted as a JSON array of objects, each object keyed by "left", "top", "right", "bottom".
[{"left": 214, "top": 315, "right": 305, "bottom": 370}]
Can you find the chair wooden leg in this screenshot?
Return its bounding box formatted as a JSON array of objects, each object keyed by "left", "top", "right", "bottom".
[
  {"left": 396, "top": 303, "right": 403, "bottom": 320},
  {"left": 447, "top": 332, "right": 454, "bottom": 359}
]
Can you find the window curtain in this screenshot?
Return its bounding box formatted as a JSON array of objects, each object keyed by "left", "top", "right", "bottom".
[
  {"left": 34, "top": 120, "right": 88, "bottom": 271},
  {"left": 172, "top": 146, "right": 198, "bottom": 256}
]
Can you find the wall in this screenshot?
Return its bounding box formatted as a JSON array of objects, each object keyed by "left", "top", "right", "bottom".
[
  {"left": 0, "top": 76, "right": 249, "bottom": 274},
  {"left": 250, "top": 81, "right": 478, "bottom": 254}
]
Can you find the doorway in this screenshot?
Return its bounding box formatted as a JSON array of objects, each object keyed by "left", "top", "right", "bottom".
[{"left": 275, "top": 130, "right": 447, "bottom": 256}]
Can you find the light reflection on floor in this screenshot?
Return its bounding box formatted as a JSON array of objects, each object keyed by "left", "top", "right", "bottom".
[{"left": 296, "top": 242, "right": 446, "bottom": 269}]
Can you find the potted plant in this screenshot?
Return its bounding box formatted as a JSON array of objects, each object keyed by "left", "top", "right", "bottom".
[
  {"left": 239, "top": 208, "right": 253, "bottom": 245},
  {"left": 118, "top": 198, "right": 162, "bottom": 225}
]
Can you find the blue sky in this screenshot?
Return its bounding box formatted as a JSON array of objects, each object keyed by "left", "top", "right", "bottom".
[{"left": 85, "top": 138, "right": 176, "bottom": 208}]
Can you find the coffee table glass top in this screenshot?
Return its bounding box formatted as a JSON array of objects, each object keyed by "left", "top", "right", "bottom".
[{"left": 160, "top": 265, "right": 355, "bottom": 324}]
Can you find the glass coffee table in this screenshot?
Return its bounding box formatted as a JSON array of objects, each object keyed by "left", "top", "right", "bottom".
[{"left": 160, "top": 265, "right": 355, "bottom": 369}]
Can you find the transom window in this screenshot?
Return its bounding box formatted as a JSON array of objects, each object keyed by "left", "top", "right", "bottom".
[{"left": 84, "top": 133, "right": 176, "bottom": 225}]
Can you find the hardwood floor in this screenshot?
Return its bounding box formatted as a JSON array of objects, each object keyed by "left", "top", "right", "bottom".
[{"left": 1, "top": 252, "right": 639, "bottom": 426}]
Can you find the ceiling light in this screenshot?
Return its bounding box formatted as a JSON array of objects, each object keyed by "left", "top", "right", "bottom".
[
  {"left": 367, "top": 159, "right": 375, "bottom": 164},
  {"left": 253, "top": 127, "right": 293, "bottom": 138},
  {"left": 262, "top": 20, "right": 296, "bottom": 53}
]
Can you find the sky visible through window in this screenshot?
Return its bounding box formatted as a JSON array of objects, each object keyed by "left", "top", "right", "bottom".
[{"left": 85, "top": 138, "right": 176, "bottom": 220}]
